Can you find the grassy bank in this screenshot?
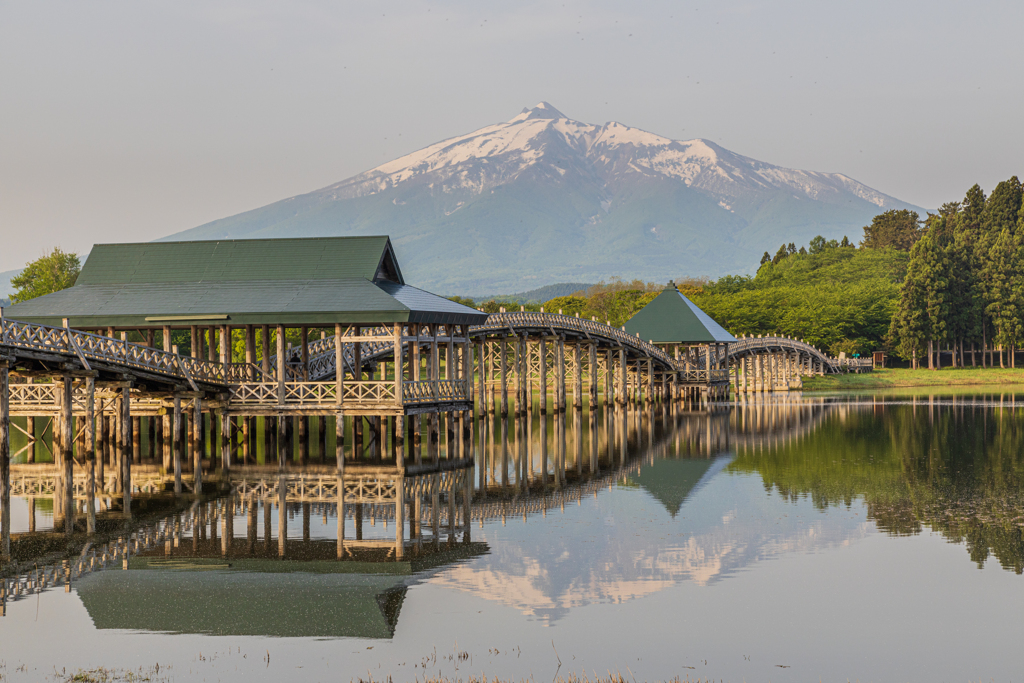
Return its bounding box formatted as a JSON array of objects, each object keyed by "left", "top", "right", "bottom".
[{"left": 802, "top": 367, "right": 1024, "bottom": 390}]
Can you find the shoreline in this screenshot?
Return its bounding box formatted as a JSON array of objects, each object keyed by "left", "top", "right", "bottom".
[{"left": 802, "top": 367, "right": 1024, "bottom": 391}]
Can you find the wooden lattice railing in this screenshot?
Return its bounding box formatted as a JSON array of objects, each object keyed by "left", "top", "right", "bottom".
[
  {"left": 471, "top": 311, "right": 676, "bottom": 367},
  {"left": 0, "top": 318, "right": 267, "bottom": 386}
]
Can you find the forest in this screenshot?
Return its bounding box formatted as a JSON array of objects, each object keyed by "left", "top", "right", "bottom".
[{"left": 458, "top": 177, "right": 1024, "bottom": 365}]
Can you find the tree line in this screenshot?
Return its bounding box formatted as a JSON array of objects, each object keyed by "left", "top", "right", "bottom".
[{"left": 890, "top": 177, "right": 1024, "bottom": 368}]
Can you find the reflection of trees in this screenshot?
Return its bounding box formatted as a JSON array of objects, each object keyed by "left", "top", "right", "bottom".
[{"left": 729, "top": 401, "right": 1024, "bottom": 574}]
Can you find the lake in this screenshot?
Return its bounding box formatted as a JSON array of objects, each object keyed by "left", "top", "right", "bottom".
[{"left": 1, "top": 391, "right": 1023, "bottom": 682}]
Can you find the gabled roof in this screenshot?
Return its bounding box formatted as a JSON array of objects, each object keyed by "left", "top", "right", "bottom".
[
  {"left": 77, "top": 236, "right": 404, "bottom": 285},
  {"left": 5, "top": 236, "right": 486, "bottom": 327},
  {"left": 624, "top": 283, "right": 735, "bottom": 344}
]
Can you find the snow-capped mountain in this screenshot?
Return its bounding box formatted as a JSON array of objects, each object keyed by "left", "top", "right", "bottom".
[{"left": 165, "top": 103, "right": 921, "bottom": 292}]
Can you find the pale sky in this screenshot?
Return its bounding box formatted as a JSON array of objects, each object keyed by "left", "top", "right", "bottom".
[{"left": 3, "top": 0, "right": 1023, "bottom": 272}]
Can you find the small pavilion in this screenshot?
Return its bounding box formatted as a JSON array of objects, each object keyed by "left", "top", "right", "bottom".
[{"left": 623, "top": 282, "right": 736, "bottom": 400}]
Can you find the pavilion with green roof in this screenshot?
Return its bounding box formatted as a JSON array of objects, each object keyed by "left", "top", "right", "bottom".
[
  {"left": 624, "top": 282, "right": 736, "bottom": 397},
  {"left": 3, "top": 235, "right": 486, "bottom": 471}
]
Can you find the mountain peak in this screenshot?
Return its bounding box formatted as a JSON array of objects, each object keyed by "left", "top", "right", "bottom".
[{"left": 514, "top": 102, "right": 566, "bottom": 121}]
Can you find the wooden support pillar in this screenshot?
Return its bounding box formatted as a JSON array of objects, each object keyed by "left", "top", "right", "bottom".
[
  {"left": 589, "top": 343, "right": 598, "bottom": 407},
  {"left": 0, "top": 361, "right": 10, "bottom": 559},
  {"left": 573, "top": 341, "right": 583, "bottom": 409},
  {"left": 220, "top": 409, "right": 231, "bottom": 474},
  {"left": 335, "top": 322, "right": 345, "bottom": 473},
  {"left": 173, "top": 398, "right": 182, "bottom": 493},
  {"left": 132, "top": 416, "right": 141, "bottom": 464},
  {"left": 539, "top": 337, "right": 548, "bottom": 414},
  {"left": 500, "top": 337, "right": 509, "bottom": 417},
  {"left": 557, "top": 336, "right": 566, "bottom": 412},
  {"left": 617, "top": 349, "right": 627, "bottom": 406},
  {"left": 276, "top": 324, "right": 286, "bottom": 405},
  {"left": 84, "top": 377, "right": 96, "bottom": 534},
  {"left": 120, "top": 385, "right": 132, "bottom": 516},
  {"left": 192, "top": 396, "right": 203, "bottom": 491}
]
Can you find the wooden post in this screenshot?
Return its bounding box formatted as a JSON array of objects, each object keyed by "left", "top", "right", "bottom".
[
  {"left": 573, "top": 341, "right": 583, "bottom": 409},
  {"left": 173, "top": 397, "right": 182, "bottom": 493},
  {"left": 132, "top": 416, "right": 141, "bottom": 463},
  {"left": 59, "top": 376, "right": 74, "bottom": 532},
  {"left": 193, "top": 396, "right": 203, "bottom": 491},
  {"left": 220, "top": 409, "right": 231, "bottom": 473},
  {"left": 617, "top": 349, "right": 627, "bottom": 406},
  {"left": 335, "top": 323, "right": 345, "bottom": 473},
  {"left": 539, "top": 337, "right": 548, "bottom": 414},
  {"left": 276, "top": 324, "right": 286, "bottom": 404},
  {"left": 500, "top": 337, "right": 509, "bottom": 417},
  {"left": 300, "top": 326, "right": 310, "bottom": 380},
  {"left": 121, "top": 385, "right": 132, "bottom": 516},
  {"left": 557, "top": 336, "right": 566, "bottom": 412},
  {"left": 589, "top": 343, "right": 598, "bottom": 407},
  {"left": 0, "top": 361, "right": 10, "bottom": 559},
  {"left": 85, "top": 377, "right": 96, "bottom": 534}
]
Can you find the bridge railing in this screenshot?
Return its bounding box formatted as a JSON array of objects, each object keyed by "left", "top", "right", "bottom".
[
  {"left": 0, "top": 318, "right": 266, "bottom": 386},
  {"left": 472, "top": 312, "right": 676, "bottom": 368}
]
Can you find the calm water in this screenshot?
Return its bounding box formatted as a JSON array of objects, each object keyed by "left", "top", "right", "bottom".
[{"left": 2, "top": 392, "right": 1024, "bottom": 682}]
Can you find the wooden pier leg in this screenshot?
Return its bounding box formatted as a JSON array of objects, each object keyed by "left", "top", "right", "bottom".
[
  {"left": 97, "top": 411, "right": 106, "bottom": 487},
  {"left": 220, "top": 409, "right": 231, "bottom": 475},
  {"left": 242, "top": 416, "right": 251, "bottom": 464},
  {"left": 557, "top": 336, "right": 566, "bottom": 413},
  {"left": 395, "top": 415, "right": 405, "bottom": 469},
  {"left": 589, "top": 343, "right": 598, "bottom": 409},
  {"left": 84, "top": 377, "right": 96, "bottom": 534},
  {"left": 277, "top": 414, "right": 289, "bottom": 469},
  {"left": 539, "top": 337, "right": 548, "bottom": 415},
  {"left": 646, "top": 358, "right": 654, "bottom": 406},
  {"left": 0, "top": 361, "right": 9, "bottom": 559},
  {"left": 59, "top": 376, "right": 75, "bottom": 533},
  {"left": 335, "top": 413, "right": 345, "bottom": 474},
  {"left": 500, "top": 337, "right": 509, "bottom": 417},
  {"left": 617, "top": 349, "right": 627, "bottom": 406},
  {"left": 173, "top": 398, "right": 182, "bottom": 493},
  {"left": 132, "top": 416, "right": 141, "bottom": 464},
  {"left": 193, "top": 397, "right": 203, "bottom": 491},
  {"left": 573, "top": 341, "right": 583, "bottom": 410},
  {"left": 120, "top": 385, "right": 131, "bottom": 516}
]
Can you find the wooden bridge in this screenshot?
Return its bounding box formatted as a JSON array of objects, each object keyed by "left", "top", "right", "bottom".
[{"left": 720, "top": 335, "right": 872, "bottom": 391}]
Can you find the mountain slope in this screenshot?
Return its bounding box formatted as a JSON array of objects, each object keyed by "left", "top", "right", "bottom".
[{"left": 164, "top": 103, "right": 923, "bottom": 292}]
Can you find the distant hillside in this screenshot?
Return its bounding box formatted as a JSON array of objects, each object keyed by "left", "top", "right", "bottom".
[
  {"left": 162, "top": 102, "right": 924, "bottom": 292},
  {"left": 464, "top": 282, "right": 594, "bottom": 304}
]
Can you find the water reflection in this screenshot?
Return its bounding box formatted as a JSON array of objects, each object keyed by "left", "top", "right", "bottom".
[{"left": 2, "top": 393, "right": 1024, "bottom": 639}]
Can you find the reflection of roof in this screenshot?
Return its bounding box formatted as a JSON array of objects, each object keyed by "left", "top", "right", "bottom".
[
  {"left": 77, "top": 568, "right": 407, "bottom": 638},
  {"left": 624, "top": 286, "right": 735, "bottom": 343},
  {"left": 75, "top": 540, "right": 490, "bottom": 638},
  {"left": 5, "top": 236, "right": 487, "bottom": 327},
  {"left": 629, "top": 458, "right": 715, "bottom": 517}
]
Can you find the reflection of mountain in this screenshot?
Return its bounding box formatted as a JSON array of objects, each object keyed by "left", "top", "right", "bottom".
[{"left": 432, "top": 454, "right": 867, "bottom": 622}]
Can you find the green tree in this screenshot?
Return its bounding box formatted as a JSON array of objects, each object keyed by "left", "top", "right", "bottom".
[
  {"left": 860, "top": 209, "right": 923, "bottom": 250},
  {"left": 10, "top": 248, "right": 81, "bottom": 304},
  {"left": 771, "top": 244, "right": 788, "bottom": 265}
]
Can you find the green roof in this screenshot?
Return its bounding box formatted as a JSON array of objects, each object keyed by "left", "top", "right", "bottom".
[
  {"left": 5, "top": 236, "right": 487, "bottom": 327},
  {"left": 623, "top": 285, "right": 735, "bottom": 344}
]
